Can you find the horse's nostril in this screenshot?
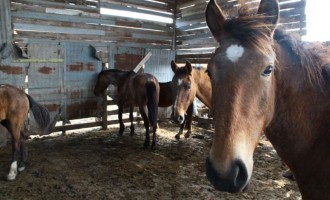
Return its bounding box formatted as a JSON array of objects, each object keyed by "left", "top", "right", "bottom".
[
  {"left": 233, "top": 159, "right": 248, "bottom": 189},
  {"left": 206, "top": 157, "right": 249, "bottom": 193}
]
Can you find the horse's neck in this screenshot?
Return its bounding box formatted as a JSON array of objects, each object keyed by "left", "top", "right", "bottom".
[
  {"left": 193, "top": 69, "right": 212, "bottom": 108},
  {"left": 267, "top": 42, "right": 330, "bottom": 173}
]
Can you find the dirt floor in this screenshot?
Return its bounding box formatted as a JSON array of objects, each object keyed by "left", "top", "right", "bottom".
[{"left": 0, "top": 120, "right": 301, "bottom": 200}]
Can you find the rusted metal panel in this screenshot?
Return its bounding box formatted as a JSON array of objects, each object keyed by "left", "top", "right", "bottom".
[
  {"left": 109, "top": 46, "right": 145, "bottom": 70},
  {"left": 65, "top": 43, "right": 102, "bottom": 120},
  {"left": 0, "top": 59, "right": 27, "bottom": 88},
  {"left": 145, "top": 49, "right": 175, "bottom": 82},
  {"left": 26, "top": 43, "right": 65, "bottom": 131}
]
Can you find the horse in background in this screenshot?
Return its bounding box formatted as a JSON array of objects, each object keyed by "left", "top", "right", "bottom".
[
  {"left": 205, "top": 0, "right": 330, "bottom": 198},
  {"left": 171, "top": 60, "right": 212, "bottom": 139},
  {"left": 158, "top": 81, "right": 194, "bottom": 140},
  {"left": 94, "top": 69, "right": 159, "bottom": 149},
  {"left": 0, "top": 84, "right": 51, "bottom": 181}
]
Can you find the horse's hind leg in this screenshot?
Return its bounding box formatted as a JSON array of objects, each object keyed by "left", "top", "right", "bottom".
[
  {"left": 151, "top": 123, "right": 157, "bottom": 150},
  {"left": 139, "top": 106, "right": 149, "bottom": 148},
  {"left": 7, "top": 127, "right": 21, "bottom": 181},
  {"left": 129, "top": 106, "right": 135, "bottom": 136},
  {"left": 18, "top": 131, "right": 28, "bottom": 172},
  {"left": 118, "top": 105, "right": 125, "bottom": 136}
]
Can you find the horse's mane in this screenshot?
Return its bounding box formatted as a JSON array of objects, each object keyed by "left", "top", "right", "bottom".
[
  {"left": 222, "top": 5, "right": 326, "bottom": 89},
  {"left": 274, "top": 29, "right": 325, "bottom": 88}
]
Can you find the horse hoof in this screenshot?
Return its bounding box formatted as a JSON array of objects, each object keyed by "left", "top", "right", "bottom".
[
  {"left": 175, "top": 134, "right": 180, "bottom": 140},
  {"left": 18, "top": 166, "right": 25, "bottom": 172},
  {"left": 184, "top": 133, "right": 191, "bottom": 138},
  {"left": 7, "top": 174, "right": 16, "bottom": 181}
]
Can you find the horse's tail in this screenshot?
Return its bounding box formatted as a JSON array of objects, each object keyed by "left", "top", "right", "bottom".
[
  {"left": 26, "top": 94, "right": 51, "bottom": 130},
  {"left": 146, "top": 81, "right": 159, "bottom": 128}
]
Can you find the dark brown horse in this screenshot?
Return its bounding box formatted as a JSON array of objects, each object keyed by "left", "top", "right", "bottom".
[
  {"left": 205, "top": 0, "right": 330, "bottom": 198},
  {"left": 171, "top": 60, "right": 212, "bottom": 139},
  {"left": 159, "top": 81, "right": 194, "bottom": 139},
  {"left": 0, "top": 84, "right": 51, "bottom": 181},
  {"left": 94, "top": 69, "right": 159, "bottom": 149}
]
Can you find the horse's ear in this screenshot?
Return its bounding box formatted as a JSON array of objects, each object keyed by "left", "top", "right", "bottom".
[
  {"left": 257, "top": 0, "right": 279, "bottom": 35},
  {"left": 171, "top": 60, "right": 178, "bottom": 72},
  {"left": 185, "top": 61, "right": 192, "bottom": 74},
  {"left": 205, "top": 0, "right": 226, "bottom": 42}
]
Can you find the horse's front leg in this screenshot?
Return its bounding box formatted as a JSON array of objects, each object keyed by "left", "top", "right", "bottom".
[
  {"left": 118, "top": 105, "right": 125, "bottom": 136},
  {"left": 18, "top": 131, "right": 28, "bottom": 172},
  {"left": 7, "top": 128, "right": 20, "bottom": 181},
  {"left": 129, "top": 106, "right": 135, "bottom": 136},
  {"left": 175, "top": 123, "right": 184, "bottom": 140},
  {"left": 139, "top": 106, "right": 149, "bottom": 149},
  {"left": 184, "top": 103, "right": 194, "bottom": 138}
]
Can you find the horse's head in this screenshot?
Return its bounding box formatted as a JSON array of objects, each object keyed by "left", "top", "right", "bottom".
[
  {"left": 171, "top": 60, "right": 197, "bottom": 124},
  {"left": 94, "top": 70, "right": 115, "bottom": 96},
  {"left": 205, "top": 0, "right": 279, "bottom": 193}
]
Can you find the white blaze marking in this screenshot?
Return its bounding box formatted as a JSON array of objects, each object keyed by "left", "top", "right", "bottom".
[
  {"left": 173, "top": 79, "right": 182, "bottom": 111},
  {"left": 226, "top": 44, "right": 244, "bottom": 62},
  {"left": 178, "top": 79, "right": 182, "bottom": 86}
]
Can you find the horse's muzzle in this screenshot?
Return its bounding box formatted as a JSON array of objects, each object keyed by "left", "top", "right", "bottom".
[
  {"left": 206, "top": 157, "right": 249, "bottom": 193},
  {"left": 171, "top": 114, "right": 185, "bottom": 125}
]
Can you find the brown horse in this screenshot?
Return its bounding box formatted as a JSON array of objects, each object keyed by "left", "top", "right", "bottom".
[
  {"left": 0, "top": 84, "right": 51, "bottom": 181},
  {"left": 159, "top": 81, "right": 194, "bottom": 139},
  {"left": 94, "top": 69, "right": 159, "bottom": 149},
  {"left": 205, "top": 0, "right": 330, "bottom": 198},
  {"left": 171, "top": 60, "right": 212, "bottom": 139}
]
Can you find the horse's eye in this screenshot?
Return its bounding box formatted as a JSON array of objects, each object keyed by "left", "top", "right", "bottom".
[
  {"left": 185, "top": 83, "right": 191, "bottom": 89},
  {"left": 262, "top": 65, "right": 273, "bottom": 77}
]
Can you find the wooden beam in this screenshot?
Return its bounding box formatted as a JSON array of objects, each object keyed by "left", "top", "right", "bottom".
[{"left": 133, "top": 51, "right": 152, "bottom": 72}]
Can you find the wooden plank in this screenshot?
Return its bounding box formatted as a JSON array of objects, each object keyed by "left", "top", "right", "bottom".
[
  {"left": 176, "top": 53, "right": 213, "bottom": 60},
  {"left": 176, "top": 57, "right": 210, "bottom": 64},
  {"left": 279, "top": 14, "right": 306, "bottom": 24},
  {"left": 100, "top": 2, "right": 172, "bottom": 18},
  {"left": 279, "top": 1, "right": 305, "bottom": 10},
  {"left": 177, "top": 0, "right": 206, "bottom": 9},
  {"left": 15, "top": 31, "right": 171, "bottom": 45},
  {"left": 14, "top": 23, "right": 106, "bottom": 35},
  {"left": 179, "top": 3, "right": 207, "bottom": 18},
  {"left": 12, "top": 18, "right": 173, "bottom": 40},
  {"left": 176, "top": 13, "right": 205, "bottom": 28},
  {"left": 278, "top": 21, "right": 306, "bottom": 30},
  {"left": 12, "top": 0, "right": 100, "bottom": 13},
  {"left": 179, "top": 37, "right": 216, "bottom": 46},
  {"left": 15, "top": 37, "right": 171, "bottom": 50},
  {"left": 52, "top": 117, "right": 135, "bottom": 132},
  {"left": 176, "top": 42, "right": 218, "bottom": 50},
  {"left": 13, "top": 58, "right": 64, "bottom": 63},
  {"left": 11, "top": 11, "right": 171, "bottom": 30},
  {"left": 177, "top": 32, "right": 213, "bottom": 42},
  {"left": 100, "top": 0, "right": 173, "bottom": 13},
  {"left": 176, "top": 49, "right": 215, "bottom": 55},
  {"left": 133, "top": 52, "right": 152, "bottom": 72}
]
